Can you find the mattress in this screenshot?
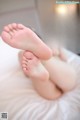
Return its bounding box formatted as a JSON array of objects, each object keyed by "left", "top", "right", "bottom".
[{"left": 0, "top": 37, "right": 80, "bottom": 120}]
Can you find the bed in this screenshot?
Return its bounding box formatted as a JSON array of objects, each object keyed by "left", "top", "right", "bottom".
[{"left": 0, "top": 37, "right": 80, "bottom": 120}]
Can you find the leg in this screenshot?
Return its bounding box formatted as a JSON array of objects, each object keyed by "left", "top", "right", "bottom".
[
  {"left": 1, "top": 23, "right": 52, "bottom": 60},
  {"left": 19, "top": 51, "right": 62, "bottom": 100},
  {"left": 32, "top": 77, "right": 62, "bottom": 100},
  {"left": 42, "top": 48, "right": 77, "bottom": 92}
]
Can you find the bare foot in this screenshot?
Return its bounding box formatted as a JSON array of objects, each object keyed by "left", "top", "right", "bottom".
[
  {"left": 20, "top": 51, "right": 49, "bottom": 81},
  {"left": 19, "top": 51, "right": 62, "bottom": 100},
  {"left": 1, "top": 23, "right": 52, "bottom": 60}
]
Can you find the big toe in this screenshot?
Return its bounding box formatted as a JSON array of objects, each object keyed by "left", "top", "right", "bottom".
[{"left": 23, "top": 51, "right": 35, "bottom": 60}]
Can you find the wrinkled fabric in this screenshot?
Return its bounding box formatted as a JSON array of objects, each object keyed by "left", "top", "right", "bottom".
[{"left": 0, "top": 38, "right": 80, "bottom": 120}]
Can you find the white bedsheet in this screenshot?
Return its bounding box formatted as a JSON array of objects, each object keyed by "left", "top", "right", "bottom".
[{"left": 0, "top": 37, "right": 80, "bottom": 120}]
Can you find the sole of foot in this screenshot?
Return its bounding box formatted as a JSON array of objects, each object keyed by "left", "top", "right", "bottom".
[
  {"left": 1, "top": 23, "right": 52, "bottom": 60},
  {"left": 19, "top": 51, "right": 49, "bottom": 80}
]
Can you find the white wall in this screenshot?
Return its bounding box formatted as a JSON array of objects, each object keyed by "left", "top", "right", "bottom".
[
  {"left": 0, "top": 0, "right": 42, "bottom": 36},
  {"left": 37, "top": 0, "right": 80, "bottom": 54},
  {"left": 0, "top": 0, "right": 35, "bottom": 13}
]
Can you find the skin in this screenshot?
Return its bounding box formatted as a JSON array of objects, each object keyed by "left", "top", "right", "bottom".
[
  {"left": 19, "top": 50, "right": 76, "bottom": 100},
  {"left": 1, "top": 23, "right": 77, "bottom": 100},
  {"left": 1, "top": 23, "right": 52, "bottom": 60},
  {"left": 19, "top": 51, "right": 62, "bottom": 100}
]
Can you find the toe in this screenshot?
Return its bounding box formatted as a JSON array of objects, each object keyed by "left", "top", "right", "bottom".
[
  {"left": 23, "top": 56, "right": 27, "bottom": 61},
  {"left": 22, "top": 60, "right": 28, "bottom": 65},
  {"left": 12, "top": 23, "right": 17, "bottom": 29},
  {"left": 9, "top": 31, "right": 14, "bottom": 37},
  {"left": 1, "top": 30, "right": 15, "bottom": 46},
  {"left": 7, "top": 24, "right": 14, "bottom": 36},
  {"left": 22, "top": 63, "right": 27, "bottom": 68},
  {"left": 17, "top": 24, "right": 25, "bottom": 30},
  {"left": 3, "top": 26, "right": 10, "bottom": 32},
  {"left": 22, "top": 56, "right": 28, "bottom": 65},
  {"left": 23, "top": 67, "right": 29, "bottom": 76},
  {"left": 1, "top": 31, "right": 11, "bottom": 42},
  {"left": 8, "top": 24, "right": 13, "bottom": 31},
  {"left": 23, "top": 67, "right": 27, "bottom": 72},
  {"left": 22, "top": 56, "right": 29, "bottom": 63},
  {"left": 22, "top": 63, "right": 29, "bottom": 76},
  {"left": 11, "top": 23, "right": 18, "bottom": 33},
  {"left": 23, "top": 51, "right": 34, "bottom": 60}
]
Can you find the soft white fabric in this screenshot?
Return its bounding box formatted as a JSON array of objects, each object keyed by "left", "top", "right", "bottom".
[{"left": 0, "top": 37, "right": 80, "bottom": 120}]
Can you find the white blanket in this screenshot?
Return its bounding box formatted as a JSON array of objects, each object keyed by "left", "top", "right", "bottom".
[{"left": 0, "top": 38, "right": 80, "bottom": 120}]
